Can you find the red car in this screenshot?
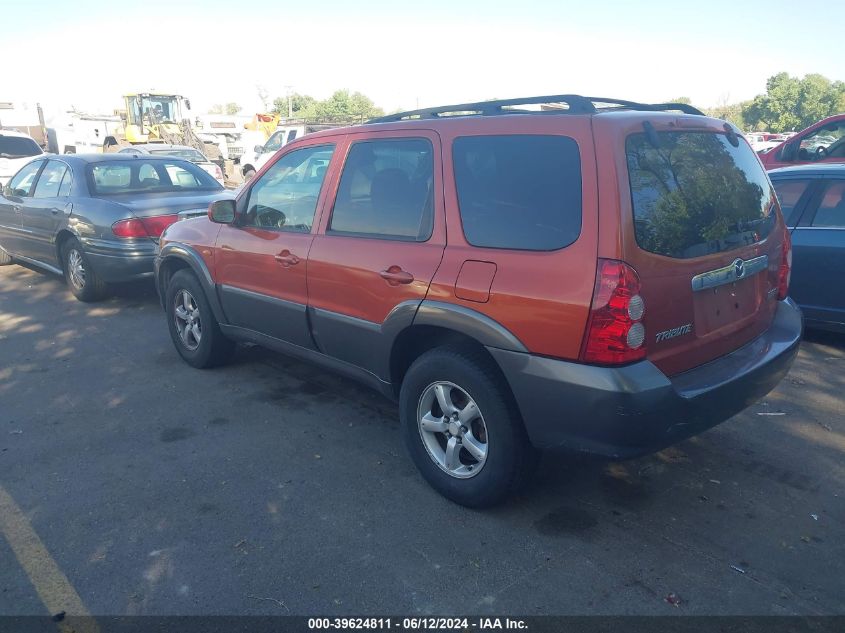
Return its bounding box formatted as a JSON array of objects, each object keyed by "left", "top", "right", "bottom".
[
  {"left": 155, "top": 94, "right": 801, "bottom": 507},
  {"left": 759, "top": 113, "right": 845, "bottom": 170}
]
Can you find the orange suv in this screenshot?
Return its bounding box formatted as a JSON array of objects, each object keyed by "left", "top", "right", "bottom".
[{"left": 156, "top": 94, "right": 802, "bottom": 507}]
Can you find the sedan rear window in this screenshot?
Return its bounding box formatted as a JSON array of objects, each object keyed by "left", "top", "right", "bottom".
[
  {"left": 89, "top": 159, "right": 221, "bottom": 195},
  {"left": 0, "top": 135, "right": 43, "bottom": 158},
  {"left": 627, "top": 131, "right": 776, "bottom": 259}
]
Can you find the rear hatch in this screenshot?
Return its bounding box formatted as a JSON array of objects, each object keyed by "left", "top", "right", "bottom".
[{"left": 602, "top": 114, "right": 787, "bottom": 376}]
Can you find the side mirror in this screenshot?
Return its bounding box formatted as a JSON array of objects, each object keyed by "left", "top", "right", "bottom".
[
  {"left": 254, "top": 144, "right": 265, "bottom": 153},
  {"left": 208, "top": 199, "right": 236, "bottom": 224}
]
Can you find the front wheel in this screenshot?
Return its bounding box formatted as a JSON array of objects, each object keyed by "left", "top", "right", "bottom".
[
  {"left": 165, "top": 269, "right": 234, "bottom": 368},
  {"left": 399, "top": 346, "right": 537, "bottom": 507},
  {"left": 62, "top": 238, "right": 106, "bottom": 301}
]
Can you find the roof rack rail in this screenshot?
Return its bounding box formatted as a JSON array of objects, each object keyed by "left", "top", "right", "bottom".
[{"left": 367, "top": 94, "right": 704, "bottom": 124}]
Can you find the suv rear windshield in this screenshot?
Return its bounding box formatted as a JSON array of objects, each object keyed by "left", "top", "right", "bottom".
[
  {"left": 627, "top": 131, "right": 775, "bottom": 259},
  {"left": 88, "top": 159, "right": 221, "bottom": 195},
  {"left": 0, "top": 135, "right": 43, "bottom": 158}
]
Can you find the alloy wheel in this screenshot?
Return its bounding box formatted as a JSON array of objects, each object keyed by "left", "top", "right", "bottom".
[
  {"left": 416, "top": 381, "right": 488, "bottom": 479},
  {"left": 174, "top": 289, "right": 202, "bottom": 351}
]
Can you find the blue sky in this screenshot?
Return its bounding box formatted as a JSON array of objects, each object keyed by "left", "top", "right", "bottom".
[{"left": 1, "top": 0, "right": 842, "bottom": 118}]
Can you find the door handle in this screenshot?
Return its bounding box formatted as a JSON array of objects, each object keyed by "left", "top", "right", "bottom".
[
  {"left": 274, "top": 250, "right": 300, "bottom": 267},
  {"left": 379, "top": 266, "right": 414, "bottom": 285}
]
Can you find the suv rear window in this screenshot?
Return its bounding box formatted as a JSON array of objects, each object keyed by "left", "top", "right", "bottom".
[
  {"left": 627, "top": 131, "right": 775, "bottom": 259},
  {"left": 0, "top": 135, "right": 43, "bottom": 158},
  {"left": 453, "top": 135, "right": 582, "bottom": 251}
]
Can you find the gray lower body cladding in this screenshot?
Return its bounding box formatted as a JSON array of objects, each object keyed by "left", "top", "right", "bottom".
[{"left": 490, "top": 299, "right": 803, "bottom": 459}]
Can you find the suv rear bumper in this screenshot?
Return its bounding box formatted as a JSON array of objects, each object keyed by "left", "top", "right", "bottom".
[{"left": 489, "top": 299, "right": 802, "bottom": 459}]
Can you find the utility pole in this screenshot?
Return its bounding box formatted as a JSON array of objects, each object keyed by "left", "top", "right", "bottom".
[{"left": 284, "top": 85, "right": 293, "bottom": 119}]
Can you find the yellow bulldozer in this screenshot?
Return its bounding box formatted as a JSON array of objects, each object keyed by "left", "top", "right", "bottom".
[{"left": 103, "top": 92, "right": 221, "bottom": 160}]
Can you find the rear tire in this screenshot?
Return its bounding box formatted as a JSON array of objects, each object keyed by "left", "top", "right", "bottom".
[
  {"left": 166, "top": 269, "right": 235, "bottom": 368},
  {"left": 0, "top": 247, "right": 12, "bottom": 265},
  {"left": 62, "top": 238, "right": 107, "bottom": 302},
  {"left": 399, "top": 345, "right": 537, "bottom": 508}
]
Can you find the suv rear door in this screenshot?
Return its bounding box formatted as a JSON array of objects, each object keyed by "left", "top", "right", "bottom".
[
  {"left": 598, "top": 116, "right": 788, "bottom": 376},
  {"left": 307, "top": 130, "right": 446, "bottom": 379}
]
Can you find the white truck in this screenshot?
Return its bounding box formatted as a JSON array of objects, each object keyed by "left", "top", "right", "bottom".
[{"left": 239, "top": 122, "right": 344, "bottom": 181}]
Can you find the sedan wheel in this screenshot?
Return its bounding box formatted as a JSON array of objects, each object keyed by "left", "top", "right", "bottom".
[{"left": 67, "top": 248, "right": 86, "bottom": 290}]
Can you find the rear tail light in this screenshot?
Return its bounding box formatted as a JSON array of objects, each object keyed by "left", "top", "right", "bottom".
[
  {"left": 112, "top": 214, "right": 179, "bottom": 239},
  {"left": 580, "top": 259, "right": 646, "bottom": 365},
  {"left": 777, "top": 228, "right": 792, "bottom": 301}
]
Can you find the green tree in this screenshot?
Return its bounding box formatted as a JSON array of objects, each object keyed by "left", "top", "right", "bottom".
[
  {"left": 272, "top": 90, "right": 383, "bottom": 122},
  {"left": 743, "top": 72, "right": 845, "bottom": 132},
  {"left": 668, "top": 96, "right": 692, "bottom": 105},
  {"left": 225, "top": 103, "right": 242, "bottom": 115}
]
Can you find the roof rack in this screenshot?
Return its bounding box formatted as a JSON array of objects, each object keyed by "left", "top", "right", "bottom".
[{"left": 367, "top": 94, "right": 704, "bottom": 124}]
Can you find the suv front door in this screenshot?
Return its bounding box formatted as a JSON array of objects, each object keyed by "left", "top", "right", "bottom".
[
  {"left": 215, "top": 143, "right": 337, "bottom": 349},
  {"left": 307, "top": 131, "right": 446, "bottom": 379}
]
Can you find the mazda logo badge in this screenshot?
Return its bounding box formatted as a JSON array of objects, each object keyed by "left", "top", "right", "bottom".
[{"left": 734, "top": 258, "right": 745, "bottom": 278}]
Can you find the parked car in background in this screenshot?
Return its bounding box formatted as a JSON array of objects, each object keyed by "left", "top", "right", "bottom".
[
  {"left": 759, "top": 114, "right": 845, "bottom": 169},
  {"left": 156, "top": 94, "right": 801, "bottom": 507},
  {"left": 770, "top": 164, "right": 845, "bottom": 332},
  {"left": 0, "top": 130, "right": 43, "bottom": 186},
  {"left": 119, "top": 144, "right": 225, "bottom": 185},
  {"left": 239, "top": 123, "right": 344, "bottom": 181},
  {"left": 0, "top": 154, "right": 227, "bottom": 301}
]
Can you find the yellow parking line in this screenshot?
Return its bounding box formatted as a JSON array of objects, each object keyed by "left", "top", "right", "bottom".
[{"left": 0, "top": 484, "right": 99, "bottom": 633}]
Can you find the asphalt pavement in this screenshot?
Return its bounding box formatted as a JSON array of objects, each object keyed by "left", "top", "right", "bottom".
[{"left": 0, "top": 263, "right": 843, "bottom": 616}]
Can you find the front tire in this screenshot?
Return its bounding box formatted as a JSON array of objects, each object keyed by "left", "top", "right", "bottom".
[
  {"left": 62, "top": 238, "right": 106, "bottom": 302},
  {"left": 399, "top": 346, "right": 536, "bottom": 508},
  {"left": 166, "top": 269, "right": 235, "bottom": 368}
]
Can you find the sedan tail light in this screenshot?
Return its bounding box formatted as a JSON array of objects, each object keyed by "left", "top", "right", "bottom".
[{"left": 112, "top": 214, "right": 179, "bottom": 239}]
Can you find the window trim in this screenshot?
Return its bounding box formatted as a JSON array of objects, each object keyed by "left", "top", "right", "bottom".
[
  {"left": 451, "top": 133, "right": 584, "bottom": 253},
  {"left": 239, "top": 143, "right": 336, "bottom": 234},
  {"left": 325, "top": 136, "right": 436, "bottom": 243}
]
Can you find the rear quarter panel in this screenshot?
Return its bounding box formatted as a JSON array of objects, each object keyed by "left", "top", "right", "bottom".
[{"left": 427, "top": 115, "right": 599, "bottom": 360}]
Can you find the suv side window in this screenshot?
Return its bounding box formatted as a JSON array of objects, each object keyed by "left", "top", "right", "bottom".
[
  {"left": 6, "top": 160, "right": 44, "bottom": 197},
  {"left": 453, "top": 135, "right": 582, "bottom": 251},
  {"left": 243, "top": 144, "right": 334, "bottom": 232},
  {"left": 33, "top": 161, "right": 69, "bottom": 198},
  {"left": 810, "top": 180, "right": 845, "bottom": 228},
  {"left": 328, "top": 138, "right": 434, "bottom": 241}
]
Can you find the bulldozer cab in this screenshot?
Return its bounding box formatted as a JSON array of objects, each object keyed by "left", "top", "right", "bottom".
[{"left": 125, "top": 93, "right": 185, "bottom": 138}]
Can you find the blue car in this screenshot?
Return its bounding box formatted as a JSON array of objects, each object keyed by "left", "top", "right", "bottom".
[
  {"left": 769, "top": 164, "right": 845, "bottom": 332},
  {"left": 0, "top": 154, "right": 228, "bottom": 301}
]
